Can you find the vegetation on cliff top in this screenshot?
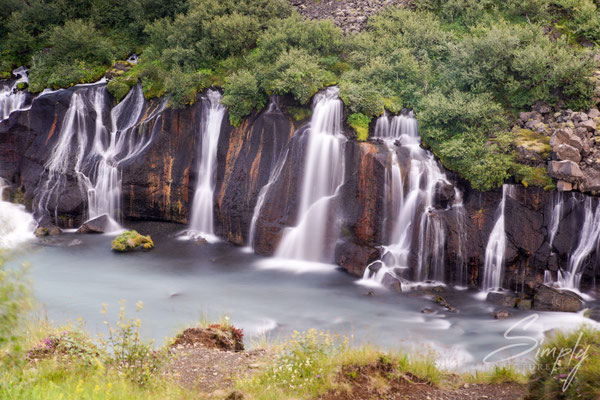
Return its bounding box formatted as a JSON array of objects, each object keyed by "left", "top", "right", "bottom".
[{"left": 1, "top": 0, "right": 598, "bottom": 190}]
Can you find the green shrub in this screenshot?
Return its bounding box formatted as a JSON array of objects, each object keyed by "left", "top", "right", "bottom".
[
  {"left": 111, "top": 231, "right": 154, "bottom": 252},
  {"left": 107, "top": 77, "right": 136, "bottom": 102},
  {"left": 222, "top": 69, "right": 265, "bottom": 126},
  {"left": 347, "top": 113, "right": 371, "bottom": 141},
  {"left": 262, "top": 48, "right": 334, "bottom": 105},
  {"left": 100, "top": 300, "right": 166, "bottom": 385}
]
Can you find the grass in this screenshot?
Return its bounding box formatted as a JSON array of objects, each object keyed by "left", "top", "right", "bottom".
[{"left": 528, "top": 326, "right": 600, "bottom": 400}]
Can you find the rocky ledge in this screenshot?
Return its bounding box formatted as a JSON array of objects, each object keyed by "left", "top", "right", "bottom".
[{"left": 289, "top": 0, "right": 410, "bottom": 33}]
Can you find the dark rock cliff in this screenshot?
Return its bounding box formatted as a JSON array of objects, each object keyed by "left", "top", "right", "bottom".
[{"left": 1, "top": 85, "right": 599, "bottom": 291}]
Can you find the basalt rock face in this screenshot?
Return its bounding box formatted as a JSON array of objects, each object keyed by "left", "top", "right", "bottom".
[
  {"left": 0, "top": 88, "right": 89, "bottom": 226},
  {"left": 215, "top": 101, "right": 295, "bottom": 245},
  {"left": 2, "top": 84, "right": 600, "bottom": 291}
]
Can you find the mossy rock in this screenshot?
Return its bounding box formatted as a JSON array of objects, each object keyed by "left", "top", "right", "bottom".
[
  {"left": 111, "top": 230, "right": 154, "bottom": 252},
  {"left": 347, "top": 113, "right": 371, "bottom": 142},
  {"left": 513, "top": 129, "right": 551, "bottom": 159},
  {"left": 16, "top": 82, "right": 28, "bottom": 91}
]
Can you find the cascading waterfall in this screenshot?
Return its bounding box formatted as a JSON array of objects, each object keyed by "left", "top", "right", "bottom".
[
  {"left": 0, "top": 67, "right": 29, "bottom": 121},
  {"left": 83, "top": 84, "right": 157, "bottom": 230},
  {"left": 363, "top": 111, "right": 464, "bottom": 285},
  {"left": 482, "top": 184, "right": 515, "bottom": 291},
  {"left": 274, "top": 87, "right": 346, "bottom": 262},
  {"left": 36, "top": 83, "right": 161, "bottom": 229},
  {"left": 548, "top": 192, "right": 564, "bottom": 251},
  {"left": 559, "top": 197, "right": 600, "bottom": 289},
  {"left": 247, "top": 148, "right": 289, "bottom": 250},
  {"left": 187, "top": 90, "right": 226, "bottom": 240},
  {"left": 0, "top": 179, "right": 35, "bottom": 249},
  {"left": 36, "top": 87, "right": 98, "bottom": 221}
]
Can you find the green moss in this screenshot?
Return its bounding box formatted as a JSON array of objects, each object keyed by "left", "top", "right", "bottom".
[
  {"left": 286, "top": 106, "right": 312, "bottom": 122},
  {"left": 111, "top": 230, "right": 154, "bottom": 252},
  {"left": 16, "top": 82, "right": 28, "bottom": 91},
  {"left": 512, "top": 164, "right": 555, "bottom": 189},
  {"left": 513, "top": 128, "right": 552, "bottom": 159},
  {"left": 347, "top": 113, "right": 371, "bottom": 141}
]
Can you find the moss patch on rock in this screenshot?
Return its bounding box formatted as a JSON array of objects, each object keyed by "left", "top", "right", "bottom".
[
  {"left": 111, "top": 230, "right": 154, "bottom": 252},
  {"left": 513, "top": 129, "right": 551, "bottom": 159},
  {"left": 347, "top": 113, "right": 371, "bottom": 141}
]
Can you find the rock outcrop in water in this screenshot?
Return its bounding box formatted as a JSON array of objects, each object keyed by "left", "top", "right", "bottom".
[{"left": 1, "top": 83, "right": 600, "bottom": 293}]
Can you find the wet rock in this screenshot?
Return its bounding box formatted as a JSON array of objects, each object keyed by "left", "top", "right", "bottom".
[
  {"left": 555, "top": 143, "right": 581, "bottom": 163},
  {"left": 381, "top": 273, "right": 402, "bottom": 292},
  {"left": 486, "top": 291, "right": 518, "bottom": 308},
  {"left": 517, "top": 299, "right": 532, "bottom": 311},
  {"left": 547, "top": 160, "right": 584, "bottom": 182},
  {"left": 494, "top": 310, "right": 511, "bottom": 319},
  {"left": 368, "top": 261, "right": 383, "bottom": 273},
  {"left": 76, "top": 214, "right": 111, "bottom": 234},
  {"left": 421, "top": 307, "right": 434, "bottom": 314},
  {"left": 336, "top": 241, "right": 380, "bottom": 277},
  {"left": 34, "top": 225, "right": 61, "bottom": 237},
  {"left": 532, "top": 285, "right": 583, "bottom": 312},
  {"left": 434, "top": 296, "right": 457, "bottom": 312},
  {"left": 433, "top": 181, "right": 455, "bottom": 209}
]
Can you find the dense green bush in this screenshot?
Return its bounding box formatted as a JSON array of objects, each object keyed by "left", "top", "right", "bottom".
[
  {"left": 1, "top": 0, "right": 597, "bottom": 190},
  {"left": 28, "top": 20, "right": 115, "bottom": 91},
  {"left": 262, "top": 49, "right": 334, "bottom": 105},
  {"left": 222, "top": 70, "right": 265, "bottom": 126}
]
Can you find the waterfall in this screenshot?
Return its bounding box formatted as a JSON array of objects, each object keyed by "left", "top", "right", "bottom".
[
  {"left": 482, "top": 184, "right": 514, "bottom": 291},
  {"left": 36, "top": 83, "right": 161, "bottom": 229},
  {"left": 247, "top": 148, "right": 289, "bottom": 250},
  {"left": 274, "top": 87, "right": 346, "bottom": 262},
  {"left": 548, "top": 192, "right": 563, "bottom": 251},
  {"left": 363, "top": 111, "right": 462, "bottom": 286},
  {"left": 0, "top": 180, "right": 35, "bottom": 249},
  {"left": 187, "top": 90, "right": 226, "bottom": 241},
  {"left": 36, "top": 87, "right": 98, "bottom": 221},
  {"left": 559, "top": 197, "right": 600, "bottom": 289},
  {"left": 0, "top": 67, "right": 29, "bottom": 121}
]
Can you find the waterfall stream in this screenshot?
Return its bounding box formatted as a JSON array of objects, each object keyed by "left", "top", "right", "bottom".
[
  {"left": 482, "top": 184, "right": 515, "bottom": 291},
  {"left": 274, "top": 87, "right": 346, "bottom": 263},
  {"left": 187, "top": 90, "right": 226, "bottom": 241},
  {"left": 0, "top": 67, "right": 30, "bottom": 121},
  {"left": 363, "top": 112, "right": 466, "bottom": 287},
  {"left": 548, "top": 192, "right": 564, "bottom": 251},
  {"left": 36, "top": 83, "right": 163, "bottom": 230},
  {"left": 559, "top": 197, "right": 600, "bottom": 289},
  {"left": 0, "top": 179, "right": 35, "bottom": 249}
]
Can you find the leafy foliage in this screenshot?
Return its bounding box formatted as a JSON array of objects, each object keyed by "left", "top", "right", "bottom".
[{"left": 0, "top": 0, "right": 597, "bottom": 189}]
